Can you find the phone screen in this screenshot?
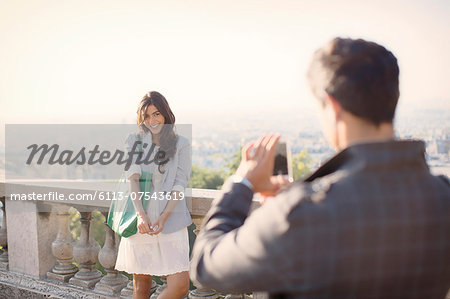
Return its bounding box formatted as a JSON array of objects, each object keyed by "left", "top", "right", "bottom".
[{"left": 273, "top": 142, "right": 293, "bottom": 180}]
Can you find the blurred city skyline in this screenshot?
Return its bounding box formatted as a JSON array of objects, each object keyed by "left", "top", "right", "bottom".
[{"left": 1, "top": 0, "right": 449, "bottom": 148}]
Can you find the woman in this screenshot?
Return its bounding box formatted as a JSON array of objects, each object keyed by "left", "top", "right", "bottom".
[{"left": 115, "top": 91, "right": 192, "bottom": 299}]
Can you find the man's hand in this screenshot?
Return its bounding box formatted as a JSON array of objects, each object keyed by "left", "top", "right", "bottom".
[
  {"left": 236, "top": 134, "right": 281, "bottom": 195},
  {"left": 259, "top": 175, "right": 292, "bottom": 204}
]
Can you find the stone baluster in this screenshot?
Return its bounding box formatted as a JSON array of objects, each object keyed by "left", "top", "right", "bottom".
[
  {"left": 94, "top": 212, "right": 128, "bottom": 295},
  {"left": 225, "top": 295, "right": 250, "bottom": 299},
  {"left": 47, "top": 205, "right": 78, "bottom": 281},
  {"left": 189, "top": 217, "right": 218, "bottom": 299},
  {"left": 120, "top": 280, "right": 134, "bottom": 298},
  {"left": 150, "top": 277, "right": 167, "bottom": 299},
  {"left": 151, "top": 279, "right": 160, "bottom": 296},
  {"left": 0, "top": 197, "right": 8, "bottom": 269},
  {"left": 69, "top": 211, "right": 102, "bottom": 288}
]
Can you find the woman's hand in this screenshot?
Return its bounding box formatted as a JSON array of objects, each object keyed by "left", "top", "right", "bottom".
[
  {"left": 148, "top": 212, "right": 169, "bottom": 235},
  {"left": 136, "top": 212, "right": 153, "bottom": 234}
]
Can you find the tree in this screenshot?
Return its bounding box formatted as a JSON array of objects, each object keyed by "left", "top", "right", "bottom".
[
  {"left": 190, "top": 165, "right": 225, "bottom": 190},
  {"left": 292, "top": 149, "right": 312, "bottom": 180},
  {"left": 224, "top": 146, "right": 242, "bottom": 177}
]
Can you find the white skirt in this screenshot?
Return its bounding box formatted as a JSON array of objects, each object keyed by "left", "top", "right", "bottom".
[
  {"left": 115, "top": 168, "right": 190, "bottom": 276},
  {"left": 115, "top": 226, "right": 190, "bottom": 276}
]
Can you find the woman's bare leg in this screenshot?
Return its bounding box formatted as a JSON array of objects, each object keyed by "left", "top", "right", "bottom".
[
  {"left": 133, "top": 274, "right": 153, "bottom": 299},
  {"left": 158, "top": 271, "right": 189, "bottom": 299}
]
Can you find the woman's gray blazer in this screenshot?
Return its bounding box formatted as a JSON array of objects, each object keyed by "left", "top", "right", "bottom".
[{"left": 124, "top": 130, "right": 192, "bottom": 234}]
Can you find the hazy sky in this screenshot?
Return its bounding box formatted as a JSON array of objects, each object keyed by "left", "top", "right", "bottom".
[{"left": 1, "top": 0, "right": 449, "bottom": 139}]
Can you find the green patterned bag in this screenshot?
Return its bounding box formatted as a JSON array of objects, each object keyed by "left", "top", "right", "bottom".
[{"left": 107, "top": 134, "right": 152, "bottom": 238}]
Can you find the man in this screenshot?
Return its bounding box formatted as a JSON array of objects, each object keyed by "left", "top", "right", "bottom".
[{"left": 190, "top": 38, "right": 450, "bottom": 298}]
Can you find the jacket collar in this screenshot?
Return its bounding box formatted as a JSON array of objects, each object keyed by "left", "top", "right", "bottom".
[{"left": 304, "top": 139, "right": 427, "bottom": 182}]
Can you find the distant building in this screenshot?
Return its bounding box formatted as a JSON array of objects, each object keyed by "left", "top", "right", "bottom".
[{"left": 428, "top": 139, "right": 450, "bottom": 156}]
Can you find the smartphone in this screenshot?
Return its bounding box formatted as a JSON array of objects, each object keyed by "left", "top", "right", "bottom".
[{"left": 273, "top": 141, "right": 293, "bottom": 182}]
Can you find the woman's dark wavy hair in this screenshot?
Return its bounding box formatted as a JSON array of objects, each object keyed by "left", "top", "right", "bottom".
[{"left": 136, "top": 91, "right": 178, "bottom": 164}]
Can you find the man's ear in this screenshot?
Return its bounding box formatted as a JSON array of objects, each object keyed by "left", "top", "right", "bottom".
[{"left": 324, "top": 94, "right": 342, "bottom": 121}]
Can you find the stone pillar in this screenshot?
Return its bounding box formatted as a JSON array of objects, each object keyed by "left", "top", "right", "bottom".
[
  {"left": 149, "top": 279, "right": 159, "bottom": 297},
  {"left": 150, "top": 277, "right": 167, "bottom": 299},
  {"left": 120, "top": 280, "right": 134, "bottom": 298},
  {"left": 225, "top": 295, "right": 249, "bottom": 299},
  {"left": 47, "top": 205, "right": 78, "bottom": 282},
  {"left": 0, "top": 197, "right": 8, "bottom": 269},
  {"left": 5, "top": 199, "right": 59, "bottom": 278},
  {"left": 69, "top": 211, "right": 102, "bottom": 288},
  {"left": 189, "top": 216, "right": 218, "bottom": 299},
  {"left": 94, "top": 212, "right": 128, "bottom": 295}
]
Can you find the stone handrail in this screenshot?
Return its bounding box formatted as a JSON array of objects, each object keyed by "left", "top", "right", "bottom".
[{"left": 0, "top": 180, "right": 260, "bottom": 299}]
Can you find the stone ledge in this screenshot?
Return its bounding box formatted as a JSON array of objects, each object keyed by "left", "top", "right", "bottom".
[{"left": 0, "top": 269, "right": 121, "bottom": 298}]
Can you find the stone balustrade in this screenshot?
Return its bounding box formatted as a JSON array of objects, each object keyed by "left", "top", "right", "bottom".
[{"left": 0, "top": 180, "right": 260, "bottom": 298}]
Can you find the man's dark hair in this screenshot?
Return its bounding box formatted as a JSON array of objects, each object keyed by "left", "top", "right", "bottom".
[{"left": 307, "top": 37, "right": 400, "bottom": 125}]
